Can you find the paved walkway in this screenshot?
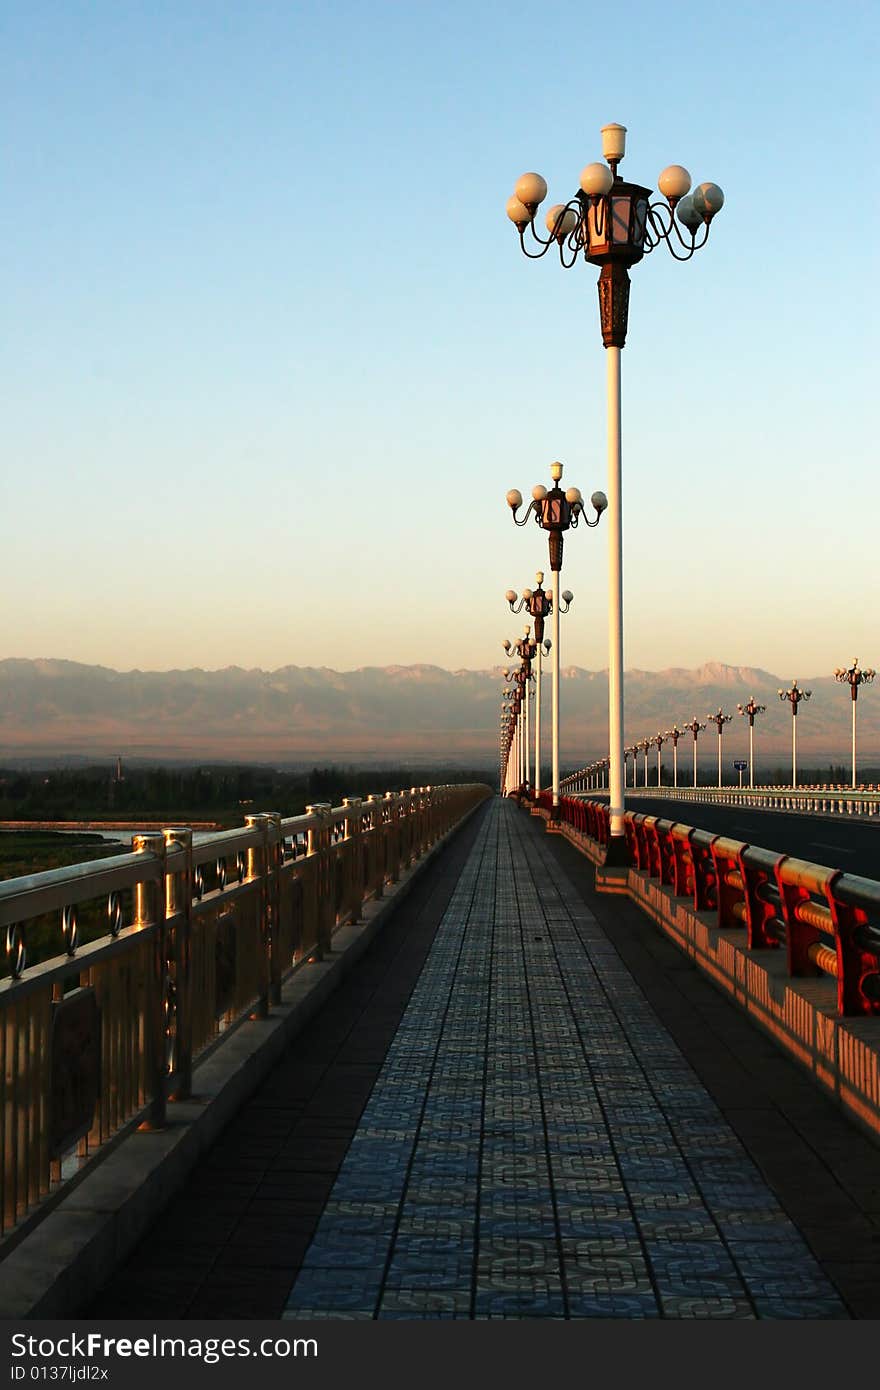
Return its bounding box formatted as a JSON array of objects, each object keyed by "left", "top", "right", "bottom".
[{"left": 86, "top": 798, "right": 880, "bottom": 1320}]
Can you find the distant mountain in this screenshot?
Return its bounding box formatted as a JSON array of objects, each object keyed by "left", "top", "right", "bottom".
[{"left": 0, "top": 658, "right": 875, "bottom": 765}]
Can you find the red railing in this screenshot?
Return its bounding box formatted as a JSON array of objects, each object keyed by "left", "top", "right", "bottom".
[{"left": 547, "top": 796, "right": 880, "bottom": 1018}]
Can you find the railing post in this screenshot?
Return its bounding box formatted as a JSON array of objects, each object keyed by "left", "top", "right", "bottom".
[
  {"left": 342, "top": 797, "right": 363, "bottom": 923},
  {"left": 366, "top": 794, "right": 385, "bottom": 898},
  {"left": 385, "top": 791, "right": 401, "bottom": 883},
  {"left": 163, "top": 826, "right": 193, "bottom": 1100},
  {"left": 133, "top": 832, "right": 168, "bottom": 1129},
  {"left": 245, "top": 814, "right": 271, "bottom": 1017},
  {"left": 260, "top": 811, "right": 283, "bottom": 1004},
  {"left": 306, "top": 803, "right": 333, "bottom": 956}
]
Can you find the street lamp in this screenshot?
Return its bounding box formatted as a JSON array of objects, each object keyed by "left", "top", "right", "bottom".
[
  {"left": 506, "top": 462, "right": 604, "bottom": 817},
  {"left": 778, "top": 681, "right": 811, "bottom": 789},
  {"left": 507, "top": 124, "right": 724, "bottom": 864},
  {"left": 706, "top": 709, "right": 732, "bottom": 788},
  {"left": 624, "top": 745, "right": 636, "bottom": 788},
  {"left": 736, "top": 698, "right": 767, "bottom": 789},
  {"left": 652, "top": 731, "right": 667, "bottom": 787},
  {"left": 503, "top": 661, "right": 535, "bottom": 793},
  {"left": 834, "top": 660, "right": 876, "bottom": 788},
  {"left": 666, "top": 725, "right": 684, "bottom": 789},
  {"left": 683, "top": 717, "right": 707, "bottom": 788},
  {"left": 505, "top": 576, "right": 557, "bottom": 798},
  {"left": 503, "top": 631, "right": 538, "bottom": 796},
  {"left": 637, "top": 737, "right": 651, "bottom": 788}
]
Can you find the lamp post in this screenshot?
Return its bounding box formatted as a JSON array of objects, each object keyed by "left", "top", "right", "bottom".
[
  {"left": 622, "top": 746, "right": 633, "bottom": 788},
  {"left": 637, "top": 737, "right": 650, "bottom": 788},
  {"left": 683, "top": 718, "right": 706, "bottom": 788},
  {"left": 778, "top": 681, "right": 811, "bottom": 789},
  {"left": 506, "top": 463, "right": 604, "bottom": 817},
  {"left": 507, "top": 124, "right": 724, "bottom": 864},
  {"left": 652, "top": 731, "right": 667, "bottom": 787},
  {"left": 706, "top": 709, "right": 732, "bottom": 788},
  {"left": 736, "top": 698, "right": 767, "bottom": 789},
  {"left": 503, "top": 631, "right": 539, "bottom": 796},
  {"left": 666, "top": 725, "right": 683, "bottom": 789},
  {"left": 505, "top": 576, "right": 557, "bottom": 798},
  {"left": 834, "top": 660, "right": 876, "bottom": 788},
  {"left": 503, "top": 663, "right": 535, "bottom": 794}
]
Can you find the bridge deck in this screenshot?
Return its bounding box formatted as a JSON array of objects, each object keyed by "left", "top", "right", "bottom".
[{"left": 86, "top": 799, "right": 880, "bottom": 1320}]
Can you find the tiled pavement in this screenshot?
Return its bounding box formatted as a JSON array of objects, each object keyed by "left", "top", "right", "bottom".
[{"left": 87, "top": 798, "right": 880, "bottom": 1320}]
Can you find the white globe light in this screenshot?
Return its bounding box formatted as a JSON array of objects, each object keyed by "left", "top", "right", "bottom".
[
  {"left": 658, "top": 164, "right": 691, "bottom": 201},
  {"left": 561, "top": 589, "right": 573, "bottom": 603},
  {"left": 506, "top": 196, "right": 533, "bottom": 228},
  {"left": 521, "top": 588, "right": 533, "bottom": 600},
  {"left": 545, "top": 203, "right": 578, "bottom": 239},
  {"left": 692, "top": 182, "right": 725, "bottom": 218},
  {"left": 531, "top": 484, "right": 548, "bottom": 501},
  {"left": 565, "top": 486, "right": 582, "bottom": 505},
  {"left": 591, "top": 490, "right": 608, "bottom": 513},
  {"left": 506, "top": 488, "right": 523, "bottom": 510},
  {"left": 504, "top": 589, "right": 516, "bottom": 603},
  {"left": 676, "top": 196, "right": 701, "bottom": 232},
  {"left": 514, "top": 172, "right": 547, "bottom": 208},
  {"left": 579, "top": 162, "right": 613, "bottom": 197}
]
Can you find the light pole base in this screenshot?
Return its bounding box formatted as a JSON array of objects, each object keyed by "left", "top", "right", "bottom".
[
  {"left": 549, "top": 804, "right": 561, "bottom": 823},
  {"left": 602, "top": 833, "right": 629, "bottom": 868}
]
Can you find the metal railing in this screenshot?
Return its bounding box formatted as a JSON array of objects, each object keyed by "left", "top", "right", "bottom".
[
  {"left": 558, "top": 778, "right": 880, "bottom": 818},
  {"left": 0, "top": 783, "right": 490, "bottom": 1237},
  {"left": 551, "top": 795, "right": 880, "bottom": 1019}
]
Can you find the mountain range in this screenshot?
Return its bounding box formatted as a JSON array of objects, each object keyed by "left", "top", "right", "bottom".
[{"left": 0, "top": 658, "right": 876, "bottom": 767}]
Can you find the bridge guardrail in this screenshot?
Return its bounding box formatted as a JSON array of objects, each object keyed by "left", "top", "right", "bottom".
[
  {"left": 0, "top": 782, "right": 490, "bottom": 1239},
  {"left": 553, "top": 796, "right": 880, "bottom": 1021},
  {"left": 557, "top": 780, "right": 880, "bottom": 818}
]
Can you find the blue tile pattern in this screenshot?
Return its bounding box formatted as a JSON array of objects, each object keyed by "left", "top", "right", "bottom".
[{"left": 284, "top": 800, "right": 847, "bottom": 1320}]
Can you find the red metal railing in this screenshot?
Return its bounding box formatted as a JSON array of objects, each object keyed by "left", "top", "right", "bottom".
[{"left": 548, "top": 796, "right": 880, "bottom": 1018}]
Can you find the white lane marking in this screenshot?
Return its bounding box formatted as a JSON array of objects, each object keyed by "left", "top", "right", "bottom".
[{"left": 810, "top": 841, "right": 855, "bottom": 855}]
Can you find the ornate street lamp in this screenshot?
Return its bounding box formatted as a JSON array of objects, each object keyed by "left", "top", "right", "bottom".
[
  {"left": 506, "top": 123, "right": 724, "bottom": 865},
  {"left": 652, "top": 731, "right": 667, "bottom": 787},
  {"left": 736, "top": 698, "right": 767, "bottom": 790},
  {"left": 834, "top": 660, "right": 876, "bottom": 788},
  {"left": 666, "top": 725, "right": 684, "bottom": 789},
  {"left": 683, "top": 717, "right": 707, "bottom": 788},
  {"left": 637, "top": 737, "right": 651, "bottom": 788},
  {"left": 506, "top": 463, "right": 604, "bottom": 817},
  {"left": 504, "top": 582, "right": 556, "bottom": 798},
  {"left": 503, "top": 661, "right": 535, "bottom": 793},
  {"left": 706, "top": 709, "right": 732, "bottom": 788},
  {"left": 778, "top": 681, "right": 811, "bottom": 789},
  {"left": 503, "top": 633, "right": 538, "bottom": 796},
  {"left": 624, "top": 745, "right": 636, "bottom": 788}
]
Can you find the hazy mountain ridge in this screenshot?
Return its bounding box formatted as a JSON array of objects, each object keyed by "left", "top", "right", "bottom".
[{"left": 0, "top": 658, "right": 875, "bottom": 762}]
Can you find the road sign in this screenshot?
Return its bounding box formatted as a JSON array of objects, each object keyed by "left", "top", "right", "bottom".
[{"left": 733, "top": 760, "right": 748, "bottom": 770}]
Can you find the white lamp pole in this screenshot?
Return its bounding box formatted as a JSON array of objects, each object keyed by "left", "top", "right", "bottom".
[
  {"left": 778, "top": 681, "right": 811, "bottom": 789},
  {"left": 684, "top": 718, "right": 706, "bottom": 788},
  {"left": 506, "top": 464, "right": 601, "bottom": 817},
  {"left": 707, "top": 709, "right": 732, "bottom": 788},
  {"left": 667, "top": 727, "right": 682, "bottom": 789},
  {"left": 736, "top": 699, "right": 766, "bottom": 790},
  {"left": 834, "top": 660, "right": 875, "bottom": 788},
  {"left": 507, "top": 123, "right": 724, "bottom": 862}
]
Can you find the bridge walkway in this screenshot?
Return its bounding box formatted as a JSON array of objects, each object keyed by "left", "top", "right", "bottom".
[{"left": 86, "top": 798, "right": 880, "bottom": 1320}]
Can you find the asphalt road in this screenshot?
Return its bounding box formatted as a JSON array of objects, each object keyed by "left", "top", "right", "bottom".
[{"left": 618, "top": 794, "right": 880, "bottom": 881}]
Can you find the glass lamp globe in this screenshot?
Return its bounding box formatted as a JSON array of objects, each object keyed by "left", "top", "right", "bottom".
[
  {"left": 658, "top": 165, "right": 691, "bottom": 202},
  {"left": 514, "top": 172, "right": 547, "bottom": 208}
]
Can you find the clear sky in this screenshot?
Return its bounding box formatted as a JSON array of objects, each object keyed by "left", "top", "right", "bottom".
[{"left": 2, "top": 0, "right": 877, "bottom": 679}]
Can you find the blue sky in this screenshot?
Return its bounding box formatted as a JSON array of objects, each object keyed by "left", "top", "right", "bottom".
[{"left": 2, "top": 0, "right": 877, "bottom": 678}]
